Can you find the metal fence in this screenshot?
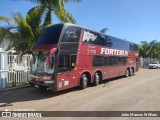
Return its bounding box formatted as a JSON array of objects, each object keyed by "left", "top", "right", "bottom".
[
  {"left": 139, "top": 57, "right": 160, "bottom": 68},
  {"left": 7, "top": 54, "right": 31, "bottom": 87}
]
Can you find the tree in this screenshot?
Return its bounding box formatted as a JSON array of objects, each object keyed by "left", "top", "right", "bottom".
[
  {"left": 12, "top": 9, "right": 48, "bottom": 52},
  {"left": 22, "top": 0, "right": 81, "bottom": 25},
  {"left": 139, "top": 40, "right": 156, "bottom": 58},
  {"left": 0, "top": 16, "right": 9, "bottom": 23},
  {"left": 0, "top": 26, "right": 18, "bottom": 50},
  {"left": 2, "top": 0, "right": 81, "bottom": 52},
  {"left": 100, "top": 28, "right": 108, "bottom": 33},
  {"left": 0, "top": 16, "right": 20, "bottom": 51},
  {"left": 152, "top": 42, "right": 160, "bottom": 58},
  {"left": 0, "top": 7, "right": 49, "bottom": 52}
]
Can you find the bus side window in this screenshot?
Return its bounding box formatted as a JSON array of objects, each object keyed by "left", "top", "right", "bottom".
[
  {"left": 104, "top": 57, "right": 109, "bottom": 66},
  {"left": 70, "top": 55, "right": 77, "bottom": 69},
  {"left": 109, "top": 56, "right": 117, "bottom": 66},
  {"left": 93, "top": 56, "right": 104, "bottom": 67}
]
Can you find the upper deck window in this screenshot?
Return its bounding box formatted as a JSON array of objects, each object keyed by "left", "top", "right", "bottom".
[
  {"left": 106, "top": 36, "right": 138, "bottom": 51},
  {"left": 61, "top": 26, "right": 81, "bottom": 43},
  {"left": 82, "top": 29, "right": 138, "bottom": 51},
  {"left": 35, "top": 24, "right": 63, "bottom": 46}
]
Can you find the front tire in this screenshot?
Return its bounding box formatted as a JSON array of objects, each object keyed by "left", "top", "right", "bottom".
[{"left": 80, "top": 74, "right": 88, "bottom": 89}]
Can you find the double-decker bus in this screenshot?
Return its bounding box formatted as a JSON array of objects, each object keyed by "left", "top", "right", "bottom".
[{"left": 22, "top": 23, "right": 139, "bottom": 92}]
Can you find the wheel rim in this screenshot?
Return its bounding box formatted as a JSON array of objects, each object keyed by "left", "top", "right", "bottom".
[
  {"left": 83, "top": 76, "right": 88, "bottom": 86},
  {"left": 126, "top": 70, "right": 129, "bottom": 77},
  {"left": 95, "top": 73, "right": 100, "bottom": 85},
  {"left": 130, "top": 69, "right": 133, "bottom": 75},
  {"left": 82, "top": 74, "right": 88, "bottom": 88}
]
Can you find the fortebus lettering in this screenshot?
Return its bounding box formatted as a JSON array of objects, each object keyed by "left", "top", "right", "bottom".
[{"left": 101, "top": 48, "right": 128, "bottom": 56}]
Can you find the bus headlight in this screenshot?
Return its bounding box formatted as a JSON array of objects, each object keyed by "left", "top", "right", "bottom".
[{"left": 44, "top": 81, "right": 54, "bottom": 84}]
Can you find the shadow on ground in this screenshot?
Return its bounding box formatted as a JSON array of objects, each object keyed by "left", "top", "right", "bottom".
[{"left": 0, "top": 75, "right": 130, "bottom": 107}]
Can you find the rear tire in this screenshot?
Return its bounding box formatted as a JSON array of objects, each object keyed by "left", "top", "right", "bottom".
[
  {"left": 80, "top": 74, "right": 88, "bottom": 89},
  {"left": 93, "top": 72, "right": 100, "bottom": 86},
  {"left": 129, "top": 68, "right": 133, "bottom": 76}
]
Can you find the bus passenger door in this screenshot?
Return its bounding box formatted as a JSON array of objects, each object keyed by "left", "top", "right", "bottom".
[
  {"left": 57, "top": 72, "right": 70, "bottom": 91},
  {"left": 56, "top": 55, "right": 79, "bottom": 91},
  {"left": 57, "top": 70, "right": 79, "bottom": 90},
  {"left": 68, "top": 70, "right": 79, "bottom": 88},
  {"left": 56, "top": 55, "right": 71, "bottom": 91},
  {"left": 68, "top": 55, "right": 79, "bottom": 88}
]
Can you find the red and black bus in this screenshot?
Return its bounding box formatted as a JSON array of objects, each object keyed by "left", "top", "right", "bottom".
[{"left": 26, "top": 23, "right": 139, "bottom": 91}]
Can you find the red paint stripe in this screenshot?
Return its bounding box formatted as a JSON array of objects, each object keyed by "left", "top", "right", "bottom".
[{"left": 32, "top": 44, "right": 58, "bottom": 50}]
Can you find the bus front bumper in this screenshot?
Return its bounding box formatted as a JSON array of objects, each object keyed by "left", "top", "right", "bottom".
[{"left": 29, "top": 80, "right": 53, "bottom": 90}]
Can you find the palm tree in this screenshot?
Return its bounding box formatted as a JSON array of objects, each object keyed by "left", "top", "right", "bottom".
[
  {"left": 100, "top": 28, "right": 108, "bottom": 33},
  {"left": 1, "top": 0, "right": 81, "bottom": 52},
  {"left": 152, "top": 42, "right": 160, "bottom": 58},
  {"left": 0, "top": 26, "right": 17, "bottom": 50},
  {"left": 22, "top": 0, "right": 81, "bottom": 25},
  {"left": 139, "top": 40, "right": 156, "bottom": 58},
  {"left": 0, "top": 8, "right": 47, "bottom": 52},
  {"left": 0, "top": 17, "right": 30, "bottom": 51},
  {"left": 12, "top": 10, "right": 47, "bottom": 52},
  {"left": 0, "top": 16, "right": 20, "bottom": 51},
  {"left": 0, "top": 16, "right": 9, "bottom": 23}
]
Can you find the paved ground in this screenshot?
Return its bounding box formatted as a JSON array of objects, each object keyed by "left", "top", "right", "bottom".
[{"left": 0, "top": 68, "right": 160, "bottom": 120}]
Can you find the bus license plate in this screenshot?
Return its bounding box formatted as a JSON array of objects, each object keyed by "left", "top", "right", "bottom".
[{"left": 35, "top": 85, "right": 39, "bottom": 88}]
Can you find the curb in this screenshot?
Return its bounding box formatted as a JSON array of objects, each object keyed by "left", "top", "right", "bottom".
[{"left": 0, "top": 84, "right": 31, "bottom": 93}]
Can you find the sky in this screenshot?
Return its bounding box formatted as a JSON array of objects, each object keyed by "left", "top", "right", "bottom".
[{"left": 0, "top": 0, "right": 160, "bottom": 44}]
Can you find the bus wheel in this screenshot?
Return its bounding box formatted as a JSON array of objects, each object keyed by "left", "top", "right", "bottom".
[
  {"left": 80, "top": 74, "right": 88, "bottom": 89},
  {"left": 125, "top": 69, "right": 129, "bottom": 77},
  {"left": 130, "top": 68, "right": 133, "bottom": 76},
  {"left": 94, "top": 72, "right": 100, "bottom": 86}
]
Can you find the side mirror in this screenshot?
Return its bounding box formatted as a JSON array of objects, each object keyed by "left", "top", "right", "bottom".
[{"left": 47, "top": 48, "right": 57, "bottom": 65}]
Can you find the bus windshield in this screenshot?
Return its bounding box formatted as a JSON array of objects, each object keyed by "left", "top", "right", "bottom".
[
  {"left": 30, "top": 51, "right": 55, "bottom": 75},
  {"left": 35, "top": 24, "right": 63, "bottom": 46}
]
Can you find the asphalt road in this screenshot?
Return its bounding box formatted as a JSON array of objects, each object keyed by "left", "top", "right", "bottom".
[{"left": 0, "top": 68, "right": 160, "bottom": 120}]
